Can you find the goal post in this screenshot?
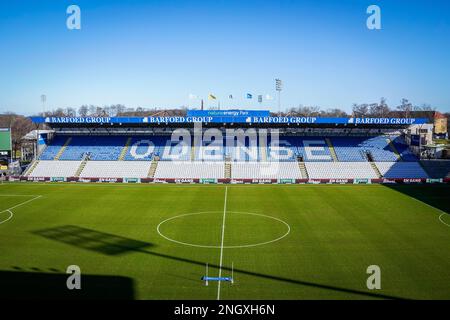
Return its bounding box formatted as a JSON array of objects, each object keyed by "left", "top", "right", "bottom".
[{"left": 201, "top": 262, "right": 234, "bottom": 286}]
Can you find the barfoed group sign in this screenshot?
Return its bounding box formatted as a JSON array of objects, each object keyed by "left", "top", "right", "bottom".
[{"left": 30, "top": 116, "right": 429, "bottom": 126}]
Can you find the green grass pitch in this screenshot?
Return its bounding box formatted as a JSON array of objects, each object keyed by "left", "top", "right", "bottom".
[{"left": 0, "top": 182, "right": 449, "bottom": 300}]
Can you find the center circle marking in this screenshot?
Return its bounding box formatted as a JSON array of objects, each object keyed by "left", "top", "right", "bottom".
[{"left": 157, "top": 211, "right": 291, "bottom": 248}]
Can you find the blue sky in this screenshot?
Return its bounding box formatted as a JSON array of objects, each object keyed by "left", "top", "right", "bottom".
[{"left": 0, "top": 0, "right": 449, "bottom": 115}]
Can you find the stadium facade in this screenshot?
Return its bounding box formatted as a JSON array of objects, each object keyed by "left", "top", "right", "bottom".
[{"left": 11, "top": 111, "right": 450, "bottom": 184}]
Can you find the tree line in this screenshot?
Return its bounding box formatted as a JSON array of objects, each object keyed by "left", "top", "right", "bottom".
[
  {"left": 26, "top": 98, "right": 441, "bottom": 121},
  {"left": 0, "top": 113, "right": 36, "bottom": 159},
  {"left": 281, "top": 98, "right": 438, "bottom": 120},
  {"left": 36, "top": 104, "right": 188, "bottom": 118},
  {"left": 0, "top": 98, "right": 448, "bottom": 160}
]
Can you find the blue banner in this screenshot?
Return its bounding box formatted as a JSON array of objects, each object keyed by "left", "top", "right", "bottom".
[
  {"left": 30, "top": 116, "right": 429, "bottom": 125},
  {"left": 187, "top": 109, "right": 270, "bottom": 117}
]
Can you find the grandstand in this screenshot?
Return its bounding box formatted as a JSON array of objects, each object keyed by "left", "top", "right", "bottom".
[
  {"left": 17, "top": 114, "right": 449, "bottom": 183},
  {"left": 4, "top": 112, "right": 450, "bottom": 302},
  {"left": 24, "top": 134, "right": 431, "bottom": 181}
]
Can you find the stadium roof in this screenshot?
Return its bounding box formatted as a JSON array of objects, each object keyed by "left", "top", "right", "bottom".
[
  {"left": 21, "top": 129, "right": 54, "bottom": 141},
  {"left": 30, "top": 115, "right": 429, "bottom": 129}
]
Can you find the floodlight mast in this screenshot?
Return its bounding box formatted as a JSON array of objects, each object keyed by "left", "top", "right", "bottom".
[
  {"left": 275, "top": 79, "right": 282, "bottom": 116},
  {"left": 36, "top": 94, "right": 47, "bottom": 160},
  {"left": 41, "top": 94, "right": 46, "bottom": 115}
]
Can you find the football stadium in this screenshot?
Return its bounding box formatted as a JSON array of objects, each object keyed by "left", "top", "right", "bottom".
[
  {"left": 1, "top": 112, "right": 450, "bottom": 301},
  {"left": 1, "top": 0, "right": 450, "bottom": 312}
]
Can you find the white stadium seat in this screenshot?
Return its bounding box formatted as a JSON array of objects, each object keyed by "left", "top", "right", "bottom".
[
  {"left": 29, "top": 160, "right": 81, "bottom": 177},
  {"left": 231, "top": 162, "right": 302, "bottom": 179},
  {"left": 79, "top": 161, "right": 152, "bottom": 178},
  {"left": 154, "top": 161, "right": 225, "bottom": 179},
  {"left": 305, "top": 162, "right": 378, "bottom": 179},
  {"left": 27, "top": 159, "right": 430, "bottom": 180}
]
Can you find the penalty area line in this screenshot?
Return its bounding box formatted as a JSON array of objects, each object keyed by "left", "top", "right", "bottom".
[
  {"left": 406, "top": 195, "right": 450, "bottom": 228},
  {"left": 0, "top": 210, "right": 13, "bottom": 225},
  {"left": 0, "top": 194, "right": 43, "bottom": 197},
  {"left": 0, "top": 195, "right": 43, "bottom": 225},
  {"left": 439, "top": 213, "right": 450, "bottom": 227}
]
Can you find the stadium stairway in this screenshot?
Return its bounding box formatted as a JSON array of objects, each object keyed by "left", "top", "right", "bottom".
[
  {"left": 23, "top": 160, "right": 40, "bottom": 176},
  {"left": 260, "top": 137, "right": 268, "bottom": 161},
  {"left": 298, "top": 161, "right": 309, "bottom": 179},
  {"left": 225, "top": 158, "right": 231, "bottom": 178},
  {"left": 370, "top": 162, "right": 383, "bottom": 178},
  {"left": 54, "top": 137, "right": 72, "bottom": 160},
  {"left": 75, "top": 160, "right": 88, "bottom": 177},
  {"left": 147, "top": 159, "right": 159, "bottom": 178},
  {"left": 119, "top": 137, "right": 132, "bottom": 161},
  {"left": 325, "top": 138, "right": 338, "bottom": 162},
  {"left": 386, "top": 138, "right": 403, "bottom": 162},
  {"left": 191, "top": 145, "right": 195, "bottom": 161}
]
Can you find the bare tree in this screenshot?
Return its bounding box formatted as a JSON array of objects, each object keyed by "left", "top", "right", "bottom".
[
  {"left": 396, "top": 98, "right": 413, "bottom": 118},
  {"left": 323, "top": 108, "right": 348, "bottom": 117},
  {"left": 0, "top": 113, "right": 35, "bottom": 159},
  {"left": 413, "top": 104, "right": 436, "bottom": 112},
  {"left": 66, "top": 107, "right": 77, "bottom": 117},
  {"left": 78, "top": 105, "right": 89, "bottom": 117},
  {"left": 352, "top": 103, "right": 369, "bottom": 117},
  {"left": 368, "top": 98, "right": 391, "bottom": 117}
]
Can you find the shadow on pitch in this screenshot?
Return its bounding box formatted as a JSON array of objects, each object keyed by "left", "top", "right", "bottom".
[
  {"left": 32, "top": 225, "right": 408, "bottom": 300},
  {"left": 384, "top": 184, "right": 450, "bottom": 214},
  {"left": 0, "top": 269, "right": 135, "bottom": 299},
  {"left": 32, "top": 225, "right": 154, "bottom": 255}
]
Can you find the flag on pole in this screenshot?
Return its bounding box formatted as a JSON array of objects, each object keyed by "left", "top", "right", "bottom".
[
  {"left": 208, "top": 94, "right": 217, "bottom": 100},
  {"left": 246, "top": 93, "right": 253, "bottom": 99}
]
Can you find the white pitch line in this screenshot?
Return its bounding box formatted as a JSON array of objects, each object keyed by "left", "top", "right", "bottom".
[
  {"left": 406, "top": 194, "right": 450, "bottom": 228},
  {"left": 217, "top": 186, "right": 228, "bottom": 301},
  {"left": 0, "top": 195, "right": 42, "bottom": 225},
  {"left": 0, "top": 194, "right": 42, "bottom": 197},
  {"left": 0, "top": 210, "right": 13, "bottom": 225},
  {"left": 4, "top": 195, "right": 42, "bottom": 211},
  {"left": 439, "top": 213, "right": 450, "bottom": 227},
  {"left": 157, "top": 211, "right": 291, "bottom": 249}
]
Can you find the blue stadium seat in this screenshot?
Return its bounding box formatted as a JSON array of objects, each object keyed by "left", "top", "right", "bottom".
[
  {"left": 39, "top": 134, "right": 417, "bottom": 163},
  {"left": 58, "top": 136, "right": 127, "bottom": 161},
  {"left": 267, "top": 137, "right": 333, "bottom": 162},
  {"left": 331, "top": 136, "right": 418, "bottom": 162},
  {"left": 39, "top": 136, "right": 67, "bottom": 160}
]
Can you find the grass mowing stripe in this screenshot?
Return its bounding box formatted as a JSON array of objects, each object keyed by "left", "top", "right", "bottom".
[{"left": 1, "top": 184, "right": 449, "bottom": 299}]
